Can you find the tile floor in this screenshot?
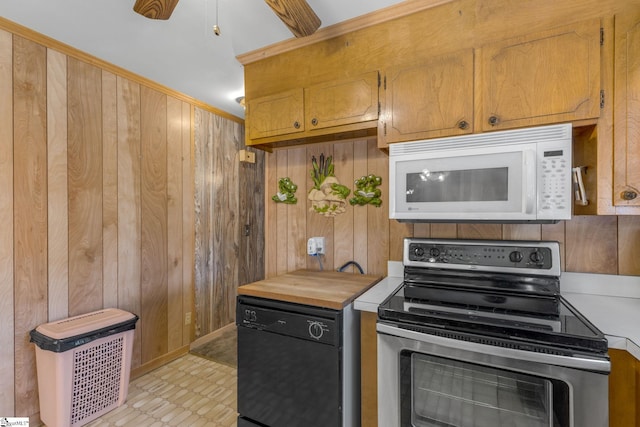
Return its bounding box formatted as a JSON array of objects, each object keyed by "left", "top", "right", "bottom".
[{"left": 86, "top": 354, "right": 237, "bottom": 427}]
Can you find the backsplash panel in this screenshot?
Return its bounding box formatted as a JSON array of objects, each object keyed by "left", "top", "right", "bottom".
[{"left": 264, "top": 138, "right": 640, "bottom": 278}]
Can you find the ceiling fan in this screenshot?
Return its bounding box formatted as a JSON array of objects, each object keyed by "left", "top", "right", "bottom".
[{"left": 133, "top": 0, "right": 321, "bottom": 37}]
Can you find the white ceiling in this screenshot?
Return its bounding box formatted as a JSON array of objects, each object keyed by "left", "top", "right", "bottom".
[{"left": 0, "top": 0, "right": 405, "bottom": 119}]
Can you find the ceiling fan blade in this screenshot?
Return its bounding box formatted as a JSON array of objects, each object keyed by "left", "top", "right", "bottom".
[
  {"left": 264, "top": 0, "right": 322, "bottom": 38},
  {"left": 133, "top": 0, "right": 180, "bottom": 20}
]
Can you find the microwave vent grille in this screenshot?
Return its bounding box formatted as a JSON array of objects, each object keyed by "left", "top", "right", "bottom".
[{"left": 389, "top": 124, "right": 572, "bottom": 156}]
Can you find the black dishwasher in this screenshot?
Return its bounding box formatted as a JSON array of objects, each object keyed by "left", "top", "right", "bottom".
[{"left": 237, "top": 295, "right": 359, "bottom": 427}]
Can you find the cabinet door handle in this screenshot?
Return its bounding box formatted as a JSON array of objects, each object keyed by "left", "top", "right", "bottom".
[
  {"left": 488, "top": 115, "right": 500, "bottom": 126},
  {"left": 621, "top": 191, "right": 638, "bottom": 201},
  {"left": 293, "top": 121, "right": 300, "bottom": 129},
  {"left": 457, "top": 120, "right": 469, "bottom": 130},
  {"left": 311, "top": 118, "right": 318, "bottom": 126}
]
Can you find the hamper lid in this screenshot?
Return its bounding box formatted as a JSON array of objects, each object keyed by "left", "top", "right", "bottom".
[
  {"left": 30, "top": 308, "right": 138, "bottom": 353},
  {"left": 34, "top": 308, "right": 137, "bottom": 339}
]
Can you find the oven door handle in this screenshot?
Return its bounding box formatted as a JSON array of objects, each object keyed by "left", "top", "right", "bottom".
[{"left": 377, "top": 322, "right": 611, "bottom": 373}]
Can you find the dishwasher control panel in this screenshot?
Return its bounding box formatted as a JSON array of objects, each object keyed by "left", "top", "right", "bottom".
[{"left": 237, "top": 296, "right": 341, "bottom": 346}]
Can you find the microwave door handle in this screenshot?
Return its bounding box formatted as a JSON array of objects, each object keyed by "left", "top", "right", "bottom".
[{"left": 524, "top": 150, "right": 536, "bottom": 214}]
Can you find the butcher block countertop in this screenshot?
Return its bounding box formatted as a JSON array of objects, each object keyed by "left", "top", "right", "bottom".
[{"left": 238, "top": 269, "right": 382, "bottom": 310}]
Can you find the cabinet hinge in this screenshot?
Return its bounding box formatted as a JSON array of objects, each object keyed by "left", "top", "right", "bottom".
[
  {"left": 378, "top": 102, "right": 381, "bottom": 116},
  {"left": 384, "top": 122, "right": 387, "bottom": 136},
  {"left": 600, "top": 27, "right": 604, "bottom": 46},
  {"left": 600, "top": 90, "right": 605, "bottom": 109},
  {"left": 384, "top": 75, "right": 387, "bottom": 90}
]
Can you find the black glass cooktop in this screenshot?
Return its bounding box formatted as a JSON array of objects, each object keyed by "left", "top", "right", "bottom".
[{"left": 378, "top": 281, "right": 608, "bottom": 356}]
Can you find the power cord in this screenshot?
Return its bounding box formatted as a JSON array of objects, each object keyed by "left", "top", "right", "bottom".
[
  {"left": 312, "top": 253, "right": 324, "bottom": 271},
  {"left": 337, "top": 260, "right": 364, "bottom": 274}
]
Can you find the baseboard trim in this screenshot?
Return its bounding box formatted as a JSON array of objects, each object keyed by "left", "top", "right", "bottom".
[
  {"left": 130, "top": 345, "right": 190, "bottom": 379},
  {"left": 190, "top": 322, "right": 236, "bottom": 350}
]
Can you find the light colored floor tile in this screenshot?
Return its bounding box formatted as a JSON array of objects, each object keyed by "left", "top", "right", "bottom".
[{"left": 82, "top": 354, "right": 237, "bottom": 427}]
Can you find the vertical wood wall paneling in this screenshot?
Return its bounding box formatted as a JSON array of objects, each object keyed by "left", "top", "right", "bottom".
[
  {"left": 430, "top": 223, "right": 457, "bottom": 238},
  {"left": 193, "top": 107, "right": 206, "bottom": 337},
  {"left": 46, "top": 49, "right": 68, "bottom": 321},
  {"left": 211, "top": 114, "right": 226, "bottom": 330},
  {"left": 565, "top": 216, "right": 618, "bottom": 273},
  {"left": 221, "top": 117, "right": 240, "bottom": 325},
  {"left": 366, "top": 139, "right": 389, "bottom": 276},
  {"left": 0, "top": 28, "right": 14, "bottom": 417},
  {"left": 541, "top": 221, "right": 567, "bottom": 272},
  {"left": 287, "top": 147, "right": 307, "bottom": 272},
  {"left": 140, "top": 86, "right": 168, "bottom": 363},
  {"left": 333, "top": 142, "right": 355, "bottom": 271},
  {"left": 264, "top": 151, "right": 278, "bottom": 279},
  {"left": 457, "top": 223, "right": 503, "bottom": 240},
  {"left": 353, "top": 140, "right": 369, "bottom": 274},
  {"left": 502, "top": 224, "right": 542, "bottom": 240},
  {"left": 617, "top": 216, "right": 640, "bottom": 275},
  {"left": 102, "top": 71, "right": 119, "bottom": 309},
  {"left": 239, "top": 143, "right": 265, "bottom": 286},
  {"left": 307, "top": 143, "right": 335, "bottom": 270},
  {"left": 275, "top": 150, "right": 289, "bottom": 275},
  {"left": 167, "top": 96, "right": 184, "bottom": 351},
  {"left": 68, "top": 57, "right": 104, "bottom": 316},
  {"left": 13, "top": 35, "right": 48, "bottom": 417},
  {"left": 193, "top": 108, "right": 254, "bottom": 336},
  {"left": 182, "top": 103, "right": 194, "bottom": 345},
  {"left": 117, "top": 76, "right": 142, "bottom": 368}
]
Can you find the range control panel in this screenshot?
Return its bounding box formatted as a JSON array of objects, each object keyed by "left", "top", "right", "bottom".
[{"left": 404, "top": 238, "right": 560, "bottom": 277}]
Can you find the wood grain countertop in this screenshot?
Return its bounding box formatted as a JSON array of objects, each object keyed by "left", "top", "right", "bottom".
[{"left": 237, "top": 269, "right": 382, "bottom": 310}]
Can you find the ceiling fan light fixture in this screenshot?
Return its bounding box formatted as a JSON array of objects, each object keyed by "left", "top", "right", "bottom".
[
  {"left": 133, "top": 0, "right": 180, "bottom": 20},
  {"left": 212, "top": 0, "right": 221, "bottom": 36}
]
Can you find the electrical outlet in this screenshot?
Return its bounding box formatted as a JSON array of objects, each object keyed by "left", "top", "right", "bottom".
[
  {"left": 185, "top": 311, "right": 192, "bottom": 325},
  {"left": 307, "top": 237, "right": 325, "bottom": 255}
]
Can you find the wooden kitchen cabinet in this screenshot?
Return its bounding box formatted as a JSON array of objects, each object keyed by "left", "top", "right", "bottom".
[
  {"left": 305, "top": 70, "right": 379, "bottom": 131},
  {"left": 247, "top": 88, "right": 304, "bottom": 140},
  {"left": 609, "top": 348, "right": 640, "bottom": 426},
  {"left": 613, "top": 10, "right": 640, "bottom": 207},
  {"left": 479, "top": 18, "right": 602, "bottom": 131},
  {"left": 379, "top": 50, "right": 474, "bottom": 147},
  {"left": 361, "top": 311, "right": 378, "bottom": 427},
  {"left": 246, "top": 71, "right": 379, "bottom": 149}
]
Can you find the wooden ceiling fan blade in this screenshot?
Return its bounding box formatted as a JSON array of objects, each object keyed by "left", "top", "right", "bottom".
[
  {"left": 264, "top": 0, "right": 322, "bottom": 38},
  {"left": 133, "top": 0, "right": 180, "bottom": 20}
]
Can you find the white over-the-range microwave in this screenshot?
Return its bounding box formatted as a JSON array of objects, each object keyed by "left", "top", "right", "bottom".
[{"left": 389, "top": 123, "right": 574, "bottom": 223}]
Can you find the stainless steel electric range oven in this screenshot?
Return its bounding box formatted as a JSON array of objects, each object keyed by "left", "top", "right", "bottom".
[{"left": 377, "top": 238, "right": 610, "bottom": 427}]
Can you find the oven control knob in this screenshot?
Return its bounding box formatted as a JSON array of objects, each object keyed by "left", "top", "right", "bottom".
[
  {"left": 509, "top": 251, "right": 523, "bottom": 263},
  {"left": 308, "top": 321, "right": 324, "bottom": 340},
  {"left": 529, "top": 251, "right": 544, "bottom": 263},
  {"left": 413, "top": 247, "right": 425, "bottom": 258},
  {"left": 429, "top": 247, "right": 441, "bottom": 258}
]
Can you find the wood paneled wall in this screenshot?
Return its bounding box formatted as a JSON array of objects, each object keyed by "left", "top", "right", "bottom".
[
  {"left": 0, "top": 23, "right": 261, "bottom": 421},
  {"left": 193, "top": 109, "right": 265, "bottom": 338},
  {"left": 265, "top": 139, "right": 640, "bottom": 278}
]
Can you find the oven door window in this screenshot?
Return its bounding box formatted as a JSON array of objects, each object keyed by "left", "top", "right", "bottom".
[{"left": 400, "top": 351, "right": 568, "bottom": 427}]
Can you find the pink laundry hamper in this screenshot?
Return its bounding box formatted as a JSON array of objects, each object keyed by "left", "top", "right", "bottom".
[{"left": 30, "top": 308, "right": 138, "bottom": 427}]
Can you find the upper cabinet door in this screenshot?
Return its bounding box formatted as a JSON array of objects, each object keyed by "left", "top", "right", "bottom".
[
  {"left": 480, "top": 19, "right": 602, "bottom": 131},
  {"left": 247, "top": 88, "right": 304, "bottom": 140},
  {"left": 381, "top": 50, "right": 474, "bottom": 145},
  {"left": 304, "top": 71, "right": 379, "bottom": 131},
  {"left": 614, "top": 10, "right": 640, "bottom": 206}
]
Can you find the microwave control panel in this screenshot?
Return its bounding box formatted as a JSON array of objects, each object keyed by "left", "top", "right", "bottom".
[{"left": 537, "top": 143, "right": 571, "bottom": 219}]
